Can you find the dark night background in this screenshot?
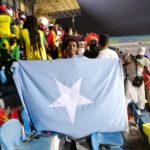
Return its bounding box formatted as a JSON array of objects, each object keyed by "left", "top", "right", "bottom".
[{"left": 56, "top": 0, "right": 150, "bottom": 36}]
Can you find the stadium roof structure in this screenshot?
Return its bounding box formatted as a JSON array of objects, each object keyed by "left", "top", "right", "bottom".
[{"left": 34, "top": 0, "right": 81, "bottom": 19}]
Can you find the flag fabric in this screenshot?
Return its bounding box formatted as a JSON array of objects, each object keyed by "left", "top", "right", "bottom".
[{"left": 12, "top": 58, "right": 128, "bottom": 138}]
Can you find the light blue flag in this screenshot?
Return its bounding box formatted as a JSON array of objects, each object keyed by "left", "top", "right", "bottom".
[{"left": 12, "top": 58, "right": 128, "bottom": 138}]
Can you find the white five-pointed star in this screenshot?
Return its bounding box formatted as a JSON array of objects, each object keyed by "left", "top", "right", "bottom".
[{"left": 48, "top": 78, "right": 93, "bottom": 124}]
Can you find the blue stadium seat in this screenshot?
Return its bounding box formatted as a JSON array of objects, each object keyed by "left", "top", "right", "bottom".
[
  {"left": 21, "top": 109, "right": 32, "bottom": 137},
  {"left": 91, "top": 132, "right": 124, "bottom": 150}
]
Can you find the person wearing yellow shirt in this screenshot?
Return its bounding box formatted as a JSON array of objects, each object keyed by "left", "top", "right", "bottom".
[
  {"left": 0, "top": 5, "right": 12, "bottom": 50},
  {"left": 11, "top": 19, "right": 21, "bottom": 40},
  {"left": 0, "top": 5, "right": 12, "bottom": 38},
  {"left": 21, "top": 15, "right": 47, "bottom": 60}
]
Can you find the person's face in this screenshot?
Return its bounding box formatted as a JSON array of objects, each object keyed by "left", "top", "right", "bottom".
[
  {"left": 68, "top": 29, "right": 73, "bottom": 35},
  {"left": 78, "top": 41, "right": 85, "bottom": 55},
  {"left": 66, "top": 41, "right": 78, "bottom": 58},
  {"left": 54, "top": 24, "right": 59, "bottom": 30}
]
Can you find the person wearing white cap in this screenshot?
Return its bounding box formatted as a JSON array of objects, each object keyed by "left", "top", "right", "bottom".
[
  {"left": 138, "top": 47, "right": 146, "bottom": 55},
  {"left": 125, "top": 47, "right": 150, "bottom": 109},
  {"left": 20, "top": 14, "right": 26, "bottom": 19}
]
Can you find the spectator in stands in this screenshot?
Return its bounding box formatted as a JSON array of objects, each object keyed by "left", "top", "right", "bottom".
[
  {"left": 61, "top": 27, "right": 73, "bottom": 52},
  {"left": 78, "top": 41, "right": 86, "bottom": 56},
  {"left": 97, "top": 34, "right": 119, "bottom": 59},
  {"left": 54, "top": 24, "right": 63, "bottom": 58},
  {"left": 143, "top": 69, "right": 150, "bottom": 108},
  {"left": 73, "top": 29, "right": 79, "bottom": 37},
  {"left": 84, "top": 32, "right": 100, "bottom": 58},
  {"left": 12, "top": 19, "right": 22, "bottom": 40},
  {"left": 77, "top": 35, "right": 86, "bottom": 56},
  {"left": 19, "top": 14, "right": 26, "bottom": 27},
  {"left": 21, "top": 15, "right": 47, "bottom": 60},
  {"left": 54, "top": 24, "right": 62, "bottom": 47},
  {"left": 64, "top": 37, "right": 79, "bottom": 58},
  {"left": 38, "top": 16, "right": 49, "bottom": 35},
  {"left": 6, "top": 5, "right": 13, "bottom": 17},
  {"left": 125, "top": 47, "right": 150, "bottom": 109},
  {"left": 0, "top": 4, "right": 12, "bottom": 49},
  {"left": 46, "top": 24, "right": 57, "bottom": 59},
  {"left": 0, "top": 42, "right": 14, "bottom": 85},
  {"left": 0, "top": 4, "right": 13, "bottom": 85},
  {"left": 9, "top": 34, "right": 20, "bottom": 60}
]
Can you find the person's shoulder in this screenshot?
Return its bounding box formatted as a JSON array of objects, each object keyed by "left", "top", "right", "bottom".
[
  {"left": 21, "top": 28, "right": 28, "bottom": 33},
  {"left": 38, "top": 29, "right": 44, "bottom": 34},
  {"left": 144, "top": 56, "right": 150, "bottom": 64},
  {"left": 76, "top": 55, "right": 88, "bottom": 59},
  {"left": 107, "top": 48, "right": 117, "bottom": 53},
  {"left": 107, "top": 48, "right": 119, "bottom": 57},
  {"left": 0, "top": 14, "right": 11, "bottom": 18}
]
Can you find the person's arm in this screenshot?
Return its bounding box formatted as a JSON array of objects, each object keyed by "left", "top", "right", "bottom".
[
  {"left": 19, "top": 32, "right": 26, "bottom": 60},
  {"left": 12, "top": 46, "right": 20, "bottom": 60},
  {"left": 144, "top": 58, "right": 150, "bottom": 75},
  {"left": 144, "top": 66, "right": 150, "bottom": 76},
  {"left": 46, "top": 32, "right": 53, "bottom": 45},
  {"left": 145, "top": 75, "right": 150, "bottom": 85},
  {"left": 43, "top": 33, "right": 48, "bottom": 49}
]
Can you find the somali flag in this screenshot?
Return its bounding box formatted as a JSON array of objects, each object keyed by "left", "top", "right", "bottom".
[{"left": 12, "top": 58, "right": 128, "bottom": 138}]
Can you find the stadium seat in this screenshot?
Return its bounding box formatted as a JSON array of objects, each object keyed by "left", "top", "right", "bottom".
[
  {"left": 0, "top": 119, "right": 52, "bottom": 150},
  {"left": 129, "top": 101, "right": 150, "bottom": 128},
  {"left": 21, "top": 109, "right": 32, "bottom": 137},
  {"left": 0, "top": 119, "right": 22, "bottom": 150},
  {"left": 91, "top": 132, "right": 124, "bottom": 150},
  {"left": 21, "top": 109, "right": 60, "bottom": 149}
]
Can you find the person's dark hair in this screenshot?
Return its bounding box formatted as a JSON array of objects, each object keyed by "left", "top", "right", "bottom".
[
  {"left": 99, "top": 34, "right": 110, "bottom": 47},
  {"left": 64, "top": 27, "right": 72, "bottom": 35},
  {"left": 89, "top": 39, "right": 97, "bottom": 49},
  {"left": 23, "top": 15, "right": 42, "bottom": 51},
  {"left": 9, "top": 37, "right": 17, "bottom": 46},
  {"left": 84, "top": 46, "right": 100, "bottom": 58},
  {"left": 64, "top": 37, "right": 79, "bottom": 50}
]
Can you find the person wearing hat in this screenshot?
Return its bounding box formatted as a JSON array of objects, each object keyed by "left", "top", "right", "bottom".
[
  {"left": 19, "top": 14, "right": 26, "bottom": 26},
  {"left": 6, "top": 5, "right": 13, "bottom": 17},
  {"left": 84, "top": 32, "right": 100, "bottom": 58},
  {"left": 125, "top": 47, "right": 150, "bottom": 110}
]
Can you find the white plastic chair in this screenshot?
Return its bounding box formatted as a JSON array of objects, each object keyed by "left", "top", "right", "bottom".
[
  {"left": 0, "top": 119, "right": 52, "bottom": 150},
  {"left": 0, "top": 119, "right": 22, "bottom": 150}
]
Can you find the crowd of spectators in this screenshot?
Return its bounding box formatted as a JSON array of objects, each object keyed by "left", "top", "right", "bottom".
[{"left": 0, "top": 4, "right": 150, "bottom": 137}]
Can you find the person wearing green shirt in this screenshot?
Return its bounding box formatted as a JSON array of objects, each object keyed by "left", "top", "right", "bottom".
[{"left": 9, "top": 34, "right": 20, "bottom": 60}]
